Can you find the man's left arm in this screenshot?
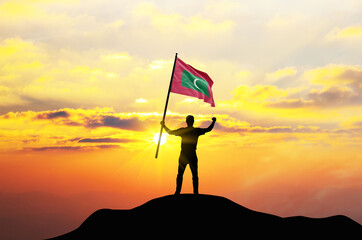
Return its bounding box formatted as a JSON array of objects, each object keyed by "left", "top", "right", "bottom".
[
  {"left": 203, "top": 117, "right": 216, "bottom": 133},
  {"left": 161, "top": 121, "right": 183, "bottom": 136}
]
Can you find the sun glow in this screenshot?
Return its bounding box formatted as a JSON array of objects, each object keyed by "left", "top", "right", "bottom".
[{"left": 153, "top": 132, "right": 168, "bottom": 145}]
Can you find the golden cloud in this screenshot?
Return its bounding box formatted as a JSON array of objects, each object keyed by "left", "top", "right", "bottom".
[
  {"left": 326, "top": 24, "right": 362, "bottom": 41},
  {"left": 0, "top": 37, "right": 173, "bottom": 112},
  {"left": 265, "top": 67, "right": 297, "bottom": 83},
  {"left": 0, "top": 108, "right": 360, "bottom": 152},
  {"left": 0, "top": 1, "right": 77, "bottom": 32},
  {"left": 101, "top": 52, "right": 132, "bottom": 61},
  {"left": 231, "top": 84, "right": 289, "bottom": 102},
  {"left": 132, "top": 2, "right": 234, "bottom": 37},
  {"left": 215, "top": 64, "right": 362, "bottom": 126},
  {"left": 251, "top": 65, "right": 362, "bottom": 109},
  {"left": 0, "top": 2, "right": 45, "bottom": 18},
  {"left": 304, "top": 64, "right": 362, "bottom": 86}
]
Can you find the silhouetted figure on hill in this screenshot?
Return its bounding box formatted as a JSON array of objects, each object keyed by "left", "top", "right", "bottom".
[{"left": 161, "top": 115, "right": 216, "bottom": 195}]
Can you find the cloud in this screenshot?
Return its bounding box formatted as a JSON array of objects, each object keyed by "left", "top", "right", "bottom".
[
  {"left": 1, "top": 108, "right": 148, "bottom": 131},
  {"left": 219, "top": 84, "right": 300, "bottom": 115},
  {"left": 305, "top": 64, "right": 362, "bottom": 86},
  {"left": 78, "top": 137, "right": 136, "bottom": 143},
  {"left": 267, "top": 13, "right": 307, "bottom": 29},
  {"left": 85, "top": 116, "right": 146, "bottom": 131},
  {"left": 211, "top": 122, "right": 248, "bottom": 133},
  {"left": 36, "top": 110, "right": 70, "bottom": 119},
  {"left": 214, "top": 122, "right": 322, "bottom": 134},
  {"left": 351, "top": 121, "right": 362, "bottom": 128},
  {"left": 308, "top": 85, "right": 360, "bottom": 107},
  {"left": 266, "top": 86, "right": 360, "bottom": 109},
  {"left": 102, "top": 52, "right": 131, "bottom": 61},
  {"left": 326, "top": 24, "right": 362, "bottom": 41},
  {"left": 0, "top": 38, "right": 45, "bottom": 64},
  {"left": 265, "top": 99, "right": 313, "bottom": 109},
  {"left": 0, "top": 107, "right": 360, "bottom": 153},
  {"left": 231, "top": 84, "right": 290, "bottom": 102},
  {"left": 0, "top": 107, "right": 154, "bottom": 151},
  {"left": 1, "top": 2, "right": 359, "bottom": 118},
  {"left": 0, "top": 37, "right": 157, "bottom": 113},
  {"left": 0, "top": 2, "right": 46, "bottom": 18},
  {"left": 265, "top": 67, "right": 297, "bottom": 83},
  {"left": 0, "top": 1, "right": 82, "bottom": 41},
  {"left": 340, "top": 117, "right": 362, "bottom": 132},
  {"left": 148, "top": 59, "right": 172, "bottom": 70},
  {"left": 132, "top": 2, "right": 234, "bottom": 39},
  {"left": 25, "top": 145, "right": 120, "bottom": 151},
  {"left": 181, "top": 98, "right": 199, "bottom": 104},
  {"left": 33, "top": 109, "right": 149, "bottom": 131},
  {"left": 200, "top": 115, "right": 323, "bottom": 135},
  {"left": 265, "top": 64, "right": 362, "bottom": 109},
  {"left": 135, "top": 98, "right": 148, "bottom": 103}
]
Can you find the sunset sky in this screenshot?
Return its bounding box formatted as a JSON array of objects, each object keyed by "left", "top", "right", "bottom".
[{"left": 0, "top": 0, "right": 361, "bottom": 238}]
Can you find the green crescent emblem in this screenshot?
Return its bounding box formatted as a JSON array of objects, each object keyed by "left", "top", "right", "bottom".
[{"left": 181, "top": 70, "right": 209, "bottom": 97}]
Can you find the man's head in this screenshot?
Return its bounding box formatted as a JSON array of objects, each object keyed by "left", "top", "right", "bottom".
[{"left": 186, "top": 115, "right": 194, "bottom": 127}]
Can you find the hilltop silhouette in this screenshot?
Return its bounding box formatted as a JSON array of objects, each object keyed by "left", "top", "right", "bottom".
[{"left": 48, "top": 194, "right": 361, "bottom": 239}]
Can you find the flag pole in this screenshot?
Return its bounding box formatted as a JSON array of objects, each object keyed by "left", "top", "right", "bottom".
[{"left": 155, "top": 53, "right": 178, "bottom": 158}]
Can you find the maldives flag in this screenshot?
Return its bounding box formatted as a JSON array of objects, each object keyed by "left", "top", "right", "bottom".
[{"left": 171, "top": 57, "right": 215, "bottom": 107}]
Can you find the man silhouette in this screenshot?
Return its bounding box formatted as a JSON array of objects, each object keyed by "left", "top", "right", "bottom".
[{"left": 161, "top": 115, "right": 216, "bottom": 195}]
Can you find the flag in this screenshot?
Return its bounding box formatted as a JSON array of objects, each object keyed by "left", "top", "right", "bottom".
[{"left": 170, "top": 57, "right": 215, "bottom": 107}]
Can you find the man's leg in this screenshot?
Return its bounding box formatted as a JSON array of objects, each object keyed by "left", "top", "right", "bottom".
[
  {"left": 189, "top": 153, "right": 199, "bottom": 194},
  {"left": 175, "top": 154, "right": 187, "bottom": 195}
]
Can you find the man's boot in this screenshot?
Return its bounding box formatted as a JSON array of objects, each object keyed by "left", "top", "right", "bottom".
[{"left": 193, "top": 177, "right": 199, "bottom": 195}]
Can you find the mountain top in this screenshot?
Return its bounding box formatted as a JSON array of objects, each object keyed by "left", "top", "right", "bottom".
[{"left": 49, "top": 194, "right": 362, "bottom": 239}]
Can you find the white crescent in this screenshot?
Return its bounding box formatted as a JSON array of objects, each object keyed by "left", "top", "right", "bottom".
[{"left": 194, "top": 78, "right": 202, "bottom": 91}]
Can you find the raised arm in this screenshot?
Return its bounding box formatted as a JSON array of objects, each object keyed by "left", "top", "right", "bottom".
[{"left": 204, "top": 117, "right": 216, "bottom": 133}]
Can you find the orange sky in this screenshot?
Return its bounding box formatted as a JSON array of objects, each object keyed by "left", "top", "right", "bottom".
[{"left": 0, "top": 0, "right": 361, "bottom": 239}]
